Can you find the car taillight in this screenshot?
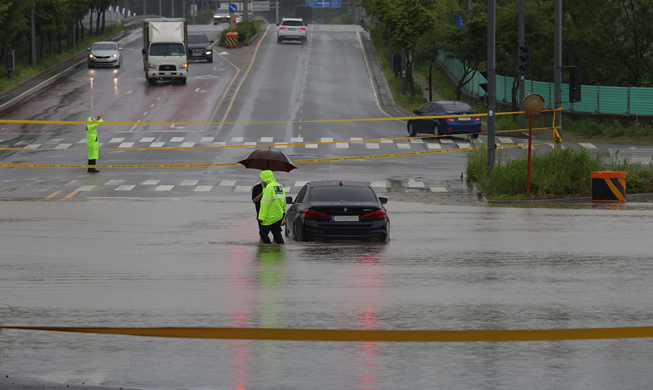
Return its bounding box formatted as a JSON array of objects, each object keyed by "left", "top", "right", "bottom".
[
  {"left": 444, "top": 117, "right": 454, "bottom": 121},
  {"left": 303, "top": 209, "right": 329, "bottom": 220},
  {"left": 299, "top": 27, "right": 306, "bottom": 30},
  {"left": 361, "top": 210, "right": 386, "bottom": 221},
  {"left": 279, "top": 26, "right": 287, "bottom": 30},
  {"left": 475, "top": 116, "right": 481, "bottom": 121}
]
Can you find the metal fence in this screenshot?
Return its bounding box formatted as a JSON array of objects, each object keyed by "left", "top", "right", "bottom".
[
  {"left": 82, "top": 6, "right": 128, "bottom": 29},
  {"left": 437, "top": 51, "right": 653, "bottom": 116}
]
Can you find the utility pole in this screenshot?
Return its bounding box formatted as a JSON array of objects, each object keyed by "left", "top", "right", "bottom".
[
  {"left": 31, "top": 5, "right": 36, "bottom": 67},
  {"left": 159, "top": 0, "right": 162, "bottom": 16},
  {"left": 243, "top": 0, "right": 248, "bottom": 23},
  {"left": 401, "top": 49, "right": 406, "bottom": 96},
  {"left": 487, "top": 0, "right": 496, "bottom": 174},
  {"left": 183, "top": 0, "right": 186, "bottom": 19},
  {"left": 554, "top": 0, "right": 562, "bottom": 131},
  {"left": 518, "top": 0, "right": 525, "bottom": 129},
  {"left": 172, "top": 0, "right": 175, "bottom": 18},
  {"left": 275, "top": 0, "right": 279, "bottom": 24},
  {"left": 143, "top": 0, "right": 146, "bottom": 15}
]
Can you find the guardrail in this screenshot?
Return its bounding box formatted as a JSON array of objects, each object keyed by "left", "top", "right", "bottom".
[{"left": 122, "top": 15, "right": 167, "bottom": 30}]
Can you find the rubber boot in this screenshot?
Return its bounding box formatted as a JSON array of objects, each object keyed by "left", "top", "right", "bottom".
[{"left": 88, "top": 159, "right": 99, "bottom": 173}]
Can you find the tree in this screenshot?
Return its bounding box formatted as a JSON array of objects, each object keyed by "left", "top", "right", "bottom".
[
  {"left": 442, "top": 2, "right": 486, "bottom": 101},
  {"left": 416, "top": 2, "right": 448, "bottom": 101},
  {"left": 377, "top": 0, "right": 435, "bottom": 95},
  {"left": 0, "top": 0, "right": 31, "bottom": 63}
]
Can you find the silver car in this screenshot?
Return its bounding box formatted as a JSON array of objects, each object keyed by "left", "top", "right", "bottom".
[
  {"left": 277, "top": 18, "right": 307, "bottom": 44},
  {"left": 87, "top": 41, "right": 122, "bottom": 69}
]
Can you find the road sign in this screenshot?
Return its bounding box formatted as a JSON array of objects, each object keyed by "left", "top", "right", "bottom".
[
  {"left": 229, "top": 3, "right": 238, "bottom": 12},
  {"left": 191, "top": 4, "right": 197, "bottom": 16},
  {"left": 230, "top": 13, "right": 237, "bottom": 20},
  {"left": 306, "top": 0, "right": 340, "bottom": 8},
  {"left": 229, "top": 22, "right": 237, "bottom": 31}
]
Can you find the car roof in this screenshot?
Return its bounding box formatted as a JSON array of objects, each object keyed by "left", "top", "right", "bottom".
[
  {"left": 308, "top": 181, "right": 371, "bottom": 188},
  {"left": 282, "top": 17, "right": 304, "bottom": 21},
  {"left": 92, "top": 41, "right": 116, "bottom": 45}
]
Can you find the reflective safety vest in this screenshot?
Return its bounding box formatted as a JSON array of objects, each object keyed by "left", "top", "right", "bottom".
[
  {"left": 258, "top": 170, "right": 286, "bottom": 226},
  {"left": 86, "top": 117, "right": 102, "bottom": 160}
]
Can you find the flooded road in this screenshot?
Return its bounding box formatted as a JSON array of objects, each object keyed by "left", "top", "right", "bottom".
[{"left": 2, "top": 197, "right": 653, "bottom": 389}]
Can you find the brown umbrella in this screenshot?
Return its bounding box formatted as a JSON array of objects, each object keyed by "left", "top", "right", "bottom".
[{"left": 237, "top": 148, "right": 298, "bottom": 172}]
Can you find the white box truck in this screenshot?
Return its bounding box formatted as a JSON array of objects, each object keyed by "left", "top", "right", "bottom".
[{"left": 142, "top": 19, "right": 188, "bottom": 85}]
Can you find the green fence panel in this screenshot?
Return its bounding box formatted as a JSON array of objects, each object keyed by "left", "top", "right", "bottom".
[
  {"left": 599, "top": 86, "right": 628, "bottom": 114},
  {"left": 629, "top": 88, "right": 653, "bottom": 115},
  {"left": 438, "top": 50, "right": 652, "bottom": 117}
]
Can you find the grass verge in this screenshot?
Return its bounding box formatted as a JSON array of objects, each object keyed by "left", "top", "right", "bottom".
[
  {"left": 466, "top": 145, "right": 653, "bottom": 199},
  {"left": 0, "top": 23, "right": 123, "bottom": 94}
]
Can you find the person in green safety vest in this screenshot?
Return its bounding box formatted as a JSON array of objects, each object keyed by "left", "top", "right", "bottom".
[
  {"left": 86, "top": 114, "right": 103, "bottom": 173},
  {"left": 258, "top": 170, "right": 286, "bottom": 244}
]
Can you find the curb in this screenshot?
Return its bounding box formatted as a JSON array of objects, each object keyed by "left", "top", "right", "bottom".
[
  {"left": 0, "top": 30, "right": 128, "bottom": 108},
  {"left": 486, "top": 192, "right": 653, "bottom": 204}
]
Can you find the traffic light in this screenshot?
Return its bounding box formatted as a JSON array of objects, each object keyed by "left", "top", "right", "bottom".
[
  {"left": 518, "top": 45, "right": 530, "bottom": 74},
  {"left": 479, "top": 70, "right": 489, "bottom": 106},
  {"left": 569, "top": 66, "right": 582, "bottom": 103}
]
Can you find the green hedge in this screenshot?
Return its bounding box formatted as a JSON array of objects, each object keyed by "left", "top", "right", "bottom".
[{"left": 219, "top": 21, "right": 264, "bottom": 44}]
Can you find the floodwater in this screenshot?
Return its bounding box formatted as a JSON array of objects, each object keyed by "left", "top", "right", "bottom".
[{"left": 2, "top": 196, "right": 653, "bottom": 389}]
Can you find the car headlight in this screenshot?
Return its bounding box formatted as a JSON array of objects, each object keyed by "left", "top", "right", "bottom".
[
  {"left": 148, "top": 64, "right": 156, "bottom": 69},
  {"left": 182, "top": 63, "right": 188, "bottom": 70},
  {"left": 112, "top": 54, "right": 117, "bottom": 58}
]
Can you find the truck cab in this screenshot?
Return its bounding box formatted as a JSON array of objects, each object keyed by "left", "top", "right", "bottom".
[{"left": 142, "top": 19, "right": 188, "bottom": 85}]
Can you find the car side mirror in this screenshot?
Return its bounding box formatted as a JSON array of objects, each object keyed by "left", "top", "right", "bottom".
[
  {"left": 210, "top": 40, "right": 214, "bottom": 44},
  {"left": 276, "top": 23, "right": 279, "bottom": 26},
  {"left": 86, "top": 48, "right": 90, "bottom": 51},
  {"left": 142, "top": 48, "right": 146, "bottom": 55},
  {"left": 413, "top": 110, "right": 420, "bottom": 114},
  {"left": 119, "top": 47, "right": 123, "bottom": 51},
  {"left": 286, "top": 196, "right": 294, "bottom": 204},
  {"left": 379, "top": 197, "right": 388, "bottom": 204}
]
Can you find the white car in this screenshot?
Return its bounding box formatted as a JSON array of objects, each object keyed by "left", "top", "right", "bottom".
[{"left": 277, "top": 18, "right": 307, "bottom": 44}]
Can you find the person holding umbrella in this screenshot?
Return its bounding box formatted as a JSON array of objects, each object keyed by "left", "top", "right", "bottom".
[
  {"left": 257, "top": 170, "right": 286, "bottom": 244},
  {"left": 238, "top": 148, "right": 297, "bottom": 244}
]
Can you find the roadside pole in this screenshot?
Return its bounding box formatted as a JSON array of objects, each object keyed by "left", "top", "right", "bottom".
[
  {"left": 31, "top": 5, "right": 36, "bottom": 67},
  {"left": 554, "top": 0, "right": 562, "bottom": 132},
  {"left": 518, "top": 0, "right": 525, "bottom": 129},
  {"left": 486, "top": 0, "right": 496, "bottom": 174},
  {"left": 276, "top": 1, "right": 279, "bottom": 25}
]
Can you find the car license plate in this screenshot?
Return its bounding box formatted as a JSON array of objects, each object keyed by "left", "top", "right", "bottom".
[
  {"left": 332, "top": 215, "right": 359, "bottom": 222},
  {"left": 289, "top": 28, "right": 297, "bottom": 31},
  {"left": 194, "top": 50, "right": 202, "bottom": 54},
  {"left": 458, "top": 117, "right": 472, "bottom": 121}
]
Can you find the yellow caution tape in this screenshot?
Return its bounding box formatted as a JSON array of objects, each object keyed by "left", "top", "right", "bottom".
[
  {"left": 0, "top": 143, "right": 551, "bottom": 168},
  {"left": 0, "top": 108, "right": 562, "bottom": 126},
  {"left": 2, "top": 324, "right": 653, "bottom": 342},
  {"left": 0, "top": 129, "right": 556, "bottom": 152}
]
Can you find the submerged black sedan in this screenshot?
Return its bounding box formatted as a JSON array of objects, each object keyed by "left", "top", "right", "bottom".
[{"left": 285, "top": 181, "right": 389, "bottom": 242}]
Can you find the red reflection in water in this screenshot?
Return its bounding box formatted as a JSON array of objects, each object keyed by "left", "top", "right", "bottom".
[
  {"left": 355, "top": 251, "right": 383, "bottom": 390},
  {"left": 224, "top": 247, "right": 255, "bottom": 390}
]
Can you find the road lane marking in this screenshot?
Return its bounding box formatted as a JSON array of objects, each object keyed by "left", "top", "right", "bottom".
[
  {"left": 154, "top": 185, "right": 174, "bottom": 191},
  {"left": 115, "top": 185, "right": 135, "bottom": 191},
  {"left": 38, "top": 190, "right": 62, "bottom": 201},
  {"left": 142, "top": 180, "right": 160, "bottom": 185},
  {"left": 59, "top": 190, "right": 79, "bottom": 201},
  {"left": 215, "top": 24, "right": 270, "bottom": 135}
]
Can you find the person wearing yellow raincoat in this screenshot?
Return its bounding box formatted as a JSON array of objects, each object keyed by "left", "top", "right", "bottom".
[
  {"left": 258, "top": 170, "right": 286, "bottom": 244},
  {"left": 86, "top": 114, "right": 103, "bottom": 173}
]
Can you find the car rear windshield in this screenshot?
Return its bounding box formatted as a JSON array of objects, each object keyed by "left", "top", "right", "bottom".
[
  {"left": 282, "top": 20, "right": 304, "bottom": 26},
  {"left": 189, "top": 35, "right": 209, "bottom": 44},
  {"left": 149, "top": 43, "right": 185, "bottom": 56},
  {"left": 440, "top": 103, "right": 473, "bottom": 112},
  {"left": 309, "top": 187, "right": 377, "bottom": 202},
  {"left": 91, "top": 43, "right": 116, "bottom": 50}
]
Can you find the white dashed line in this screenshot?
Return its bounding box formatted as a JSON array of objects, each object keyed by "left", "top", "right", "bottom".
[
  {"left": 76, "top": 186, "right": 96, "bottom": 191},
  {"left": 261, "top": 137, "right": 274, "bottom": 142},
  {"left": 426, "top": 143, "right": 442, "bottom": 149},
  {"left": 180, "top": 180, "right": 198, "bottom": 185},
  {"left": 181, "top": 142, "right": 195, "bottom": 147},
  {"left": 119, "top": 142, "right": 134, "bottom": 148},
  {"left": 336, "top": 143, "right": 349, "bottom": 148},
  {"left": 115, "top": 185, "right": 135, "bottom": 191},
  {"left": 54, "top": 143, "right": 72, "bottom": 149},
  {"left": 430, "top": 186, "right": 448, "bottom": 192},
  {"left": 170, "top": 137, "right": 185, "bottom": 142},
  {"left": 200, "top": 137, "right": 214, "bottom": 143},
  {"left": 108, "top": 138, "right": 125, "bottom": 143},
  {"left": 397, "top": 143, "right": 410, "bottom": 149},
  {"left": 321, "top": 137, "right": 333, "bottom": 143},
  {"left": 154, "top": 185, "right": 174, "bottom": 191},
  {"left": 305, "top": 144, "right": 318, "bottom": 148},
  {"left": 140, "top": 137, "right": 155, "bottom": 142},
  {"left": 233, "top": 186, "right": 251, "bottom": 192},
  {"left": 370, "top": 181, "right": 387, "bottom": 188},
  {"left": 142, "top": 180, "right": 160, "bottom": 185},
  {"left": 104, "top": 180, "right": 124, "bottom": 185},
  {"left": 218, "top": 180, "right": 236, "bottom": 186},
  {"left": 194, "top": 186, "right": 213, "bottom": 192},
  {"left": 231, "top": 137, "right": 244, "bottom": 142},
  {"left": 150, "top": 142, "right": 165, "bottom": 147},
  {"left": 366, "top": 143, "right": 379, "bottom": 149}
]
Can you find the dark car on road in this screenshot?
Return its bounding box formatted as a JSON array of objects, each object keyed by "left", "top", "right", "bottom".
[
  {"left": 407, "top": 101, "right": 481, "bottom": 138},
  {"left": 187, "top": 33, "right": 213, "bottom": 63},
  {"left": 285, "top": 181, "right": 389, "bottom": 242}
]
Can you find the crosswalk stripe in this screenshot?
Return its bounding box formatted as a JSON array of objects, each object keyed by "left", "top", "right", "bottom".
[
  {"left": 170, "top": 137, "right": 185, "bottom": 142},
  {"left": 194, "top": 186, "right": 213, "bottom": 192},
  {"left": 154, "top": 185, "right": 174, "bottom": 191},
  {"left": 397, "top": 143, "right": 410, "bottom": 149},
  {"left": 115, "top": 185, "right": 135, "bottom": 191}
]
